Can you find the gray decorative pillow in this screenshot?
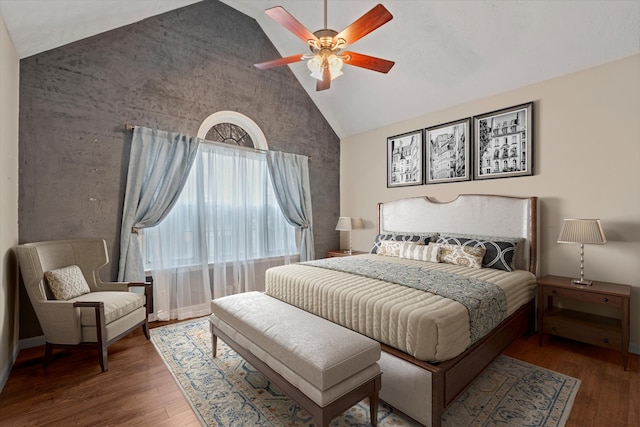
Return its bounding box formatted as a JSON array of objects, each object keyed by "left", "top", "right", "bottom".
[
  {"left": 436, "top": 234, "right": 522, "bottom": 272},
  {"left": 44, "top": 265, "right": 91, "bottom": 300},
  {"left": 370, "top": 233, "right": 438, "bottom": 254}
]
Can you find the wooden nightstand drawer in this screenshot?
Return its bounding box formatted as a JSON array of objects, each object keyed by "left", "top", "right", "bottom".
[
  {"left": 543, "top": 286, "right": 623, "bottom": 307},
  {"left": 543, "top": 309, "right": 622, "bottom": 350}
]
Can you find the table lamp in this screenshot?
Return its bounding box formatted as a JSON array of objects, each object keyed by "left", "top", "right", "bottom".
[
  {"left": 335, "top": 217, "right": 364, "bottom": 254},
  {"left": 557, "top": 218, "right": 607, "bottom": 285}
]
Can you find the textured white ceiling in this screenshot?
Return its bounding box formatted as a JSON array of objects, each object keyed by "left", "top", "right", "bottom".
[{"left": 1, "top": 0, "right": 639, "bottom": 138}]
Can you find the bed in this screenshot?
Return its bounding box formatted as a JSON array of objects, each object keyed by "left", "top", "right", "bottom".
[{"left": 265, "top": 194, "right": 538, "bottom": 427}]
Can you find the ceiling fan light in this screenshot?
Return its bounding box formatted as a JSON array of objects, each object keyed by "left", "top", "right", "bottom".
[
  {"left": 328, "top": 55, "right": 343, "bottom": 80},
  {"left": 307, "top": 55, "right": 323, "bottom": 75}
]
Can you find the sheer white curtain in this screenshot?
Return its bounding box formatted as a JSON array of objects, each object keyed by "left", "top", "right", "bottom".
[{"left": 142, "top": 142, "right": 298, "bottom": 321}]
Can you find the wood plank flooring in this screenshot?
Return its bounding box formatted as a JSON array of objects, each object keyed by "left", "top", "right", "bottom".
[{"left": 0, "top": 321, "right": 637, "bottom": 426}]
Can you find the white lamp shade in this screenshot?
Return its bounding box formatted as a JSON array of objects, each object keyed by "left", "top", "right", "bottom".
[
  {"left": 557, "top": 219, "right": 607, "bottom": 244},
  {"left": 335, "top": 217, "right": 364, "bottom": 231}
]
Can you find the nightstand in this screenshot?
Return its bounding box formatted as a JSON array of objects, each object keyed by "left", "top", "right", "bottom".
[
  {"left": 326, "top": 250, "right": 367, "bottom": 258},
  {"left": 537, "top": 274, "right": 631, "bottom": 370}
]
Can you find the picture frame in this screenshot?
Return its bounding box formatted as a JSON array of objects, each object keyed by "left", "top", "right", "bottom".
[
  {"left": 473, "top": 102, "right": 533, "bottom": 180},
  {"left": 425, "top": 118, "right": 471, "bottom": 184},
  {"left": 387, "top": 130, "right": 424, "bottom": 187}
]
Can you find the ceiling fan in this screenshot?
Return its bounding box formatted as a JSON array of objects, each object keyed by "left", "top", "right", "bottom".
[{"left": 254, "top": 1, "right": 395, "bottom": 91}]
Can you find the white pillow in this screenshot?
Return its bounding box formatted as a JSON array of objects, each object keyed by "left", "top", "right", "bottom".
[
  {"left": 399, "top": 242, "right": 440, "bottom": 263},
  {"left": 44, "top": 265, "right": 91, "bottom": 300}
]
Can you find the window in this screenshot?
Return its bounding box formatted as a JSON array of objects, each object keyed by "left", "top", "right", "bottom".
[{"left": 142, "top": 112, "right": 297, "bottom": 270}]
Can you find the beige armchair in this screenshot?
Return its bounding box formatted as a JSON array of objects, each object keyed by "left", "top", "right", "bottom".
[{"left": 17, "top": 238, "right": 151, "bottom": 372}]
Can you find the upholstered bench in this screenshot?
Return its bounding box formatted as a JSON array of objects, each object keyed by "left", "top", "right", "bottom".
[{"left": 209, "top": 291, "right": 382, "bottom": 427}]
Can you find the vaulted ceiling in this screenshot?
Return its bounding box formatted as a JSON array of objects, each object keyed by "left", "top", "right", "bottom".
[{"left": 1, "top": 0, "right": 638, "bottom": 138}]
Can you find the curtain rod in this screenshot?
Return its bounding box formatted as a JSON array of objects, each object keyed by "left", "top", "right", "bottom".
[{"left": 123, "top": 123, "right": 311, "bottom": 160}]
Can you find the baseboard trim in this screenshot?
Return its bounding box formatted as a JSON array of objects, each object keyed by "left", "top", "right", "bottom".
[
  {"left": 19, "top": 335, "right": 46, "bottom": 350},
  {"left": 629, "top": 343, "right": 639, "bottom": 356}
]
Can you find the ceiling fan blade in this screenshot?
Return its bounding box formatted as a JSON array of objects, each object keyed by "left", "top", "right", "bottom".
[
  {"left": 316, "top": 67, "right": 331, "bottom": 91},
  {"left": 265, "top": 6, "right": 319, "bottom": 44},
  {"left": 334, "top": 4, "right": 393, "bottom": 46},
  {"left": 254, "top": 54, "right": 305, "bottom": 70},
  {"left": 342, "top": 51, "right": 395, "bottom": 73}
]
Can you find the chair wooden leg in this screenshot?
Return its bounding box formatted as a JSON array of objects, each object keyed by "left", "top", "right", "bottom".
[
  {"left": 43, "top": 343, "right": 54, "bottom": 367},
  {"left": 143, "top": 282, "right": 151, "bottom": 340},
  {"left": 89, "top": 302, "right": 108, "bottom": 372},
  {"left": 142, "top": 319, "right": 150, "bottom": 340},
  {"left": 212, "top": 334, "right": 218, "bottom": 358},
  {"left": 98, "top": 341, "right": 108, "bottom": 372}
]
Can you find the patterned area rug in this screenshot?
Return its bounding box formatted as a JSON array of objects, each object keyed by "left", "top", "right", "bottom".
[{"left": 150, "top": 318, "right": 580, "bottom": 426}]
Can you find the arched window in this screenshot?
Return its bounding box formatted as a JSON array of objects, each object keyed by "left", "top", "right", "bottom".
[{"left": 197, "top": 111, "right": 268, "bottom": 150}]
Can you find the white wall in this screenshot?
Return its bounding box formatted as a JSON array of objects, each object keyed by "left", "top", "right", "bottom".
[
  {"left": 0, "top": 12, "right": 19, "bottom": 392},
  {"left": 340, "top": 54, "right": 640, "bottom": 353}
]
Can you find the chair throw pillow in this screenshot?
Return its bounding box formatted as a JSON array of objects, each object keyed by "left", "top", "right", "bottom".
[{"left": 45, "top": 265, "right": 91, "bottom": 300}]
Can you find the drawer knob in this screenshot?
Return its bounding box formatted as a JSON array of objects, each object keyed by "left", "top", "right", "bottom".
[
  {"left": 551, "top": 290, "right": 557, "bottom": 294},
  {"left": 603, "top": 297, "right": 609, "bottom": 302},
  {"left": 604, "top": 338, "right": 609, "bottom": 344},
  {"left": 552, "top": 326, "right": 557, "bottom": 332}
]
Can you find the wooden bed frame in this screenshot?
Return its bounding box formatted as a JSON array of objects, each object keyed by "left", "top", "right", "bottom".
[{"left": 374, "top": 194, "right": 538, "bottom": 427}]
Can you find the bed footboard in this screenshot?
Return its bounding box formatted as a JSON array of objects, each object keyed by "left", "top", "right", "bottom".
[{"left": 379, "top": 299, "right": 535, "bottom": 427}]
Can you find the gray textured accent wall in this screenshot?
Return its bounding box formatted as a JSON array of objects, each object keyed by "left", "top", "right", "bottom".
[{"left": 18, "top": 0, "right": 339, "bottom": 337}]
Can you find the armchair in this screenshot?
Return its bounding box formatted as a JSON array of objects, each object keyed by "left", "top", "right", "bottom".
[{"left": 17, "top": 238, "right": 151, "bottom": 372}]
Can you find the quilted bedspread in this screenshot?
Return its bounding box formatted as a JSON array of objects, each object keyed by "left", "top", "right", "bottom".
[{"left": 265, "top": 254, "right": 536, "bottom": 362}]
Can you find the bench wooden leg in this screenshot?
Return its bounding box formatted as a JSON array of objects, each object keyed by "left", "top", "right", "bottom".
[
  {"left": 370, "top": 375, "right": 381, "bottom": 426},
  {"left": 370, "top": 394, "right": 379, "bottom": 426}
]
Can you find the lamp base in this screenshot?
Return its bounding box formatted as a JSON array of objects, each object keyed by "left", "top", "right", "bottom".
[{"left": 571, "top": 278, "right": 593, "bottom": 286}]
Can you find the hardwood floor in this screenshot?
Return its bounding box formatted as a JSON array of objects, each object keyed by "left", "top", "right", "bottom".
[
  {"left": 1, "top": 322, "right": 637, "bottom": 426},
  {"left": 504, "top": 333, "right": 639, "bottom": 427},
  {"left": 0, "top": 321, "right": 200, "bottom": 427}
]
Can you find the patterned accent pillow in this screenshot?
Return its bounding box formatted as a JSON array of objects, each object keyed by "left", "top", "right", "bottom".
[
  {"left": 431, "top": 243, "right": 485, "bottom": 269},
  {"left": 44, "top": 265, "right": 91, "bottom": 300},
  {"left": 399, "top": 242, "right": 440, "bottom": 263},
  {"left": 370, "top": 233, "right": 438, "bottom": 254},
  {"left": 436, "top": 235, "right": 521, "bottom": 272},
  {"left": 377, "top": 240, "right": 406, "bottom": 257}
]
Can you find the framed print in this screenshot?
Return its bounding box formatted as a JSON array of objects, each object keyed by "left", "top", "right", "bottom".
[
  {"left": 387, "top": 130, "right": 424, "bottom": 187},
  {"left": 425, "top": 118, "right": 471, "bottom": 184},
  {"left": 473, "top": 102, "right": 533, "bottom": 180}
]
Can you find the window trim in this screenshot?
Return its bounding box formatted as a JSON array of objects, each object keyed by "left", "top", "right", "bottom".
[{"left": 197, "top": 111, "right": 269, "bottom": 150}]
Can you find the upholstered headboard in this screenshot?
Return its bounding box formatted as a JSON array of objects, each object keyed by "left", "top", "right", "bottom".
[{"left": 377, "top": 194, "right": 538, "bottom": 275}]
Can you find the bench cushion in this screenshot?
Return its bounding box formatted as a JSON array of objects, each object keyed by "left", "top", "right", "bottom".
[{"left": 210, "top": 291, "right": 380, "bottom": 391}]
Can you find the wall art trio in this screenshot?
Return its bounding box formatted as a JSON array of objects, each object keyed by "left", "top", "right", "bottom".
[{"left": 387, "top": 102, "right": 533, "bottom": 188}]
